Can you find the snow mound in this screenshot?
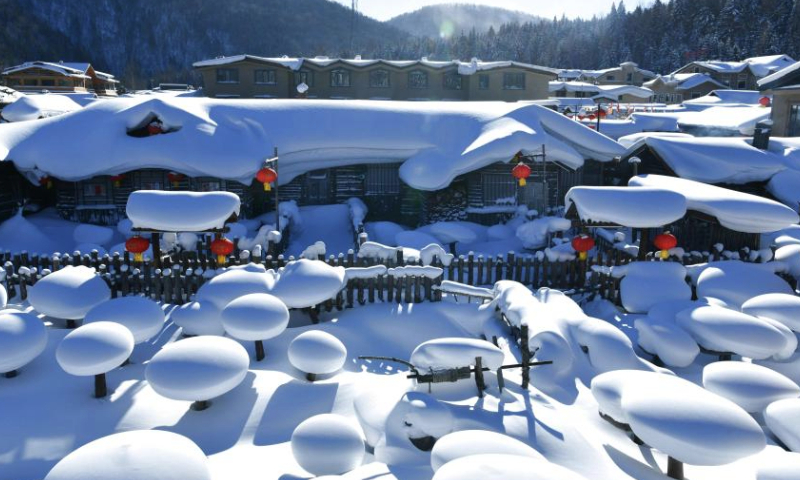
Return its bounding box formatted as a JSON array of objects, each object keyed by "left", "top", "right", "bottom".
[
  {"left": 220, "top": 293, "right": 289, "bottom": 341},
  {"left": 2, "top": 93, "right": 81, "bottom": 123},
  {"left": 0, "top": 210, "right": 59, "bottom": 256},
  {"left": 290, "top": 414, "right": 365, "bottom": 476},
  {"left": 145, "top": 336, "right": 249, "bottom": 402},
  {"left": 288, "top": 330, "right": 347, "bottom": 376},
  {"left": 634, "top": 315, "right": 699, "bottom": 367},
  {"left": 765, "top": 398, "right": 800, "bottom": 452},
  {"left": 432, "top": 454, "right": 588, "bottom": 480},
  {"left": 376, "top": 392, "right": 453, "bottom": 465},
  {"left": 196, "top": 266, "right": 277, "bottom": 310},
  {"left": 696, "top": 261, "right": 793, "bottom": 308},
  {"left": 703, "top": 362, "right": 800, "bottom": 412},
  {"left": 43, "top": 430, "right": 211, "bottom": 480},
  {"left": 743, "top": 293, "right": 800, "bottom": 331},
  {"left": 775, "top": 244, "right": 800, "bottom": 277},
  {"left": 56, "top": 322, "right": 134, "bottom": 376},
  {"left": 427, "top": 222, "right": 477, "bottom": 244},
  {"left": 613, "top": 261, "right": 691, "bottom": 313},
  {"left": 410, "top": 338, "right": 504, "bottom": 371},
  {"left": 573, "top": 316, "right": 662, "bottom": 373},
  {"left": 757, "top": 451, "right": 800, "bottom": 480},
  {"left": 83, "top": 297, "right": 165, "bottom": 344},
  {"left": 126, "top": 191, "right": 241, "bottom": 232},
  {"left": 395, "top": 231, "right": 442, "bottom": 250},
  {"left": 169, "top": 301, "right": 225, "bottom": 336},
  {"left": 565, "top": 186, "right": 686, "bottom": 228},
  {"left": 0, "top": 310, "right": 48, "bottom": 374},
  {"left": 430, "top": 430, "right": 544, "bottom": 472},
  {"left": 28, "top": 266, "right": 110, "bottom": 320},
  {"left": 515, "top": 217, "right": 571, "bottom": 249},
  {"left": 270, "top": 259, "right": 346, "bottom": 309},
  {"left": 676, "top": 305, "right": 787, "bottom": 359}
]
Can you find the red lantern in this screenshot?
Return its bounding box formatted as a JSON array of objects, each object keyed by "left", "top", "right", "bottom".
[
  {"left": 167, "top": 172, "right": 184, "bottom": 188},
  {"left": 598, "top": 109, "right": 607, "bottom": 118},
  {"left": 125, "top": 235, "right": 150, "bottom": 262},
  {"left": 147, "top": 121, "right": 163, "bottom": 135},
  {"left": 654, "top": 232, "right": 678, "bottom": 259},
  {"left": 588, "top": 114, "right": 596, "bottom": 121},
  {"left": 211, "top": 237, "right": 235, "bottom": 265},
  {"left": 759, "top": 96, "right": 771, "bottom": 107},
  {"left": 110, "top": 174, "right": 125, "bottom": 187},
  {"left": 39, "top": 176, "right": 53, "bottom": 189},
  {"left": 512, "top": 163, "right": 531, "bottom": 187},
  {"left": 256, "top": 167, "right": 278, "bottom": 192},
  {"left": 571, "top": 234, "right": 595, "bottom": 260}
]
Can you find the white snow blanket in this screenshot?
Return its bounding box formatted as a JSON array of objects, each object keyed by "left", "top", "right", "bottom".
[
  {"left": 677, "top": 106, "right": 771, "bottom": 135},
  {"left": 702, "top": 361, "right": 800, "bottom": 412},
  {"left": 565, "top": 186, "right": 686, "bottom": 228},
  {"left": 2, "top": 94, "right": 81, "bottom": 122},
  {"left": 44, "top": 430, "right": 211, "bottom": 480},
  {"left": 694, "top": 261, "right": 794, "bottom": 308},
  {"left": 410, "top": 338, "right": 504, "bottom": 371},
  {"left": 432, "top": 454, "right": 588, "bottom": 480},
  {"left": 28, "top": 266, "right": 110, "bottom": 320},
  {"left": 0, "top": 310, "right": 48, "bottom": 374},
  {"left": 630, "top": 175, "right": 798, "bottom": 233},
  {"left": 612, "top": 261, "right": 691, "bottom": 313},
  {"left": 631, "top": 136, "right": 785, "bottom": 184},
  {"left": 0, "top": 97, "right": 624, "bottom": 190},
  {"left": 765, "top": 398, "right": 800, "bottom": 452},
  {"left": 767, "top": 169, "right": 800, "bottom": 212},
  {"left": 126, "top": 191, "right": 240, "bottom": 232}
]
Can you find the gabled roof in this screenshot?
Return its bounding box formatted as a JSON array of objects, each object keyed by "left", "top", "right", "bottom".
[
  {"left": 676, "top": 55, "right": 795, "bottom": 78},
  {"left": 682, "top": 90, "right": 764, "bottom": 106},
  {"left": 548, "top": 81, "right": 600, "bottom": 93},
  {"left": 2, "top": 61, "right": 91, "bottom": 79},
  {"left": 758, "top": 61, "right": 800, "bottom": 91},
  {"left": 645, "top": 73, "right": 726, "bottom": 91},
  {"left": 193, "top": 55, "right": 559, "bottom": 76}
]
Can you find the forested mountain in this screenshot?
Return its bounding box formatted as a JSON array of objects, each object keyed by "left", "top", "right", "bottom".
[
  {"left": 1, "top": 0, "right": 799, "bottom": 88},
  {"left": 388, "top": 4, "right": 540, "bottom": 39}
]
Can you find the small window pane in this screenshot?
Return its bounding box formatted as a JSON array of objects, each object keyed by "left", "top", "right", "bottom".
[
  {"left": 83, "top": 183, "right": 107, "bottom": 199},
  {"left": 216, "top": 68, "right": 239, "bottom": 83},
  {"left": 330, "top": 69, "right": 351, "bottom": 87},
  {"left": 370, "top": 69, "right": 390, "bottom": 88},
  {"left": 294, "top": 70, "right": 314, "bottom": 87},
  {"left": 408, "top": 70, "right": 428, "bottom": 89},
  {"left": 41, "top": 79, "right": 55, "bottom": 86},
  {"left": 503, "top": 73, "right": 525, "bottom": 90},
  {"left": 789, "top": 104, "right": 800, "bottom": 136},
  {"left": 254, "top": 69, "right": 276, "bottom": 85},
  {"left": 443, "top": 72, "right": 462, "bottom": 90},
  {"left": 478, "top": 74, "right": 490, "bottom": 90}
]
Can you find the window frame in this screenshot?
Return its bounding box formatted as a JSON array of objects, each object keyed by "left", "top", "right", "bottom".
[
  {"left": 254, "top": 69, "right": 277, "bottom": 85},
  {"left": 408, "top": 69, "right": 429, "bottom": 89},
  {"left": 502, "top": 72, "right": 526, "bottom": 90},
  {"left": 443, "top": 72, "right": 463, "bottom": 90},
  {"left": 369, "top": 68, "right": 391, "bottom": 88},
  {"left": 294, "top": 70, "right": 314, "bottom": 87},
  {"left": 215, "top": 68, "right": 240, "bottom": 84},
  {"left": 330, "top": 68, "right": 352, "bottom": 88},
  {"left": 478, "top": 74, "right": 490, "bottom": 90}
]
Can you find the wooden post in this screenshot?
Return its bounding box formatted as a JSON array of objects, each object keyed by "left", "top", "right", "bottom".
[
  {"left": 274, "top": 147, "right": 280, "bottom": 231},
  {"left": 191, "top": 400, "right": 210, "bottom": 411},
  {"left": 474, "top": 356, "right": 485, "bottom": 398},
  {"left": 521, "top": 324, "right": 530, "bottom": 389},
  {"left": 151, "top": 232, "right": 162, "bottom": 269},
  {"left": 638, "top": 228, "right": 649, "bottom": 261},
  {"left": 667, "top": 457, "right": 683, "bottom": 480},
  {"left": 467, "top": 252, "right": 474, "bottom": 285},
  {"left": 94, "top": 373, "right": 107, "bottom": 398},
  {"left": 255, "top": 340, "right": 265, "bottom": 361}
]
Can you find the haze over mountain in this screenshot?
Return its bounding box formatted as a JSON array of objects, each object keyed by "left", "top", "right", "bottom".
[{"left": 387, "top": 4, "right": 541, "bottom": 38}]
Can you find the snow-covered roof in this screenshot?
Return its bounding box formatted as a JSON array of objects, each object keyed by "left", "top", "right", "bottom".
[
  {"left": 682, "top": 55, "right": 795, "bottom": 78},
  {"left": 0, "top": 94, "right": 82, "bottom": 122},
  {"left": 2, "top": 61, "right": 90, "bottom": 79},
  {"left": 759, "top": 61, "right": 800, "bottom": 90},
  {"left": 578, "top": 63, "right": 657, "bottom": 80},
  {"left": 617, "top": 132, "right": 693, "bottom": 150},
  {"left": 548, "top": 81, "right": 600, "bottom": 93},
  {"left": 565, "top": 186, "right": 687, "bottom": 228},
  {"left": 127, "top": 191, "right": 241, "bottom": 232},
  {"left": 594, "top": 85, "right": 653, "bottom": 100},
  {"left": 626, "top": 136, "right": 785, "bottom": 184},
  {"left": 0, "top": 97, "right": 624, "bottom": 189},
  {"left": 645, "top": 73, "right": 726, "bottom": 91},
  {"left": 682, "top": 90, "right": 764, "bottom": 106},
  {"left": 193, "top": 55, "right": 559, "bottom": 76},
  {"left": 629, "top": 174, "right": 798, "bottom": 233},
  {"left": 677, "top": 105, "right": 770, "bottom": 135}
]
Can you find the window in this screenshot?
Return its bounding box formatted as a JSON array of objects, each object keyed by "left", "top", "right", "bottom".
[
  {"left": 789, "top": 104, "right": 800, "bottom": 136},
  {"left": 482, "top": 172, "right": 517, "bottom": 205},
  {"left": 478, "top": 74, "right": 490, "bottom": 90},
  {"left": 408, "top": 70, "right": 428, "bottom": 89},
  {"left": 365, "top": 164, "right": 400, "bottom": 195},
  {"left": 369, "top": 69, "right": 390, "bottom": 88},
  {"left": 503, "top": 72, "right": 525, "bottom": 90},
  {"left": 606, "top": 75, "right": 616, "bottom": 81},
  {"left": 693, "top": 67, "right": 700, "bottom": 73},
  {"left": 23, "top": 79, "right": 38, "bottom": 86},
  {"left": 737, "top": 74, "right": 748, "bottom": 89},
  {"left": 294, "top": 70, "right": 314, "bottom": 87},
  {"left": 216, "top": 68, "right": 239, "bottom": 83},
  {"left": 254, "top": 69, "right": 276, "bottom": 85},
  {"left": 626, "top": 73, "right": 633, "bottom": 84},
  {"left": 83, "top": 183, "right": 107, "bottom": 199},
  {"left": 330, "top": 69, "right": 351, "bottom": 87},
  {"left": 58, "top": 79, "right": 70, "bottom": 87},
  {"left": 443, "top": 72, "right": 463, "bottom": 90},
  {"left": 41, "top": 79, "right": 55, "bottom": 87},
  {"left": 575, "top": 91, "right": 588, "bottom": 98},
  {"left": 199, "top": 181, "right": 221, "bottom": 192},
  {"left": 555, "top": 89, "right": 566, "bottom": 98}
]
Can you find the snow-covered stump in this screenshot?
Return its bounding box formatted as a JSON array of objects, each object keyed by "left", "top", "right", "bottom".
[
  {"left": 0, "top": 310, "right": 48, "bottom": 378},
  {"left": 288, "top": 331, "right": 347, "bottom": 381},
  {"left": 56, "top": 322, "right": 135, "bottom": 398},
  {"left": 221, "top": 293, "right": 289, "bottom": 362}
]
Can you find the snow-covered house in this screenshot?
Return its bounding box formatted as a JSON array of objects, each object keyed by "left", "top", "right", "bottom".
[
  {"left": 644, "top": 73, "right": 726, "bottom": 104},
  {"left": 193, "top": 55, "right": 558, "bottom": 102},
  {"left": 673, "top": 55, "right": 795, "bottom": 91},
  {"left": 759, "top": 60, "right": 800, "bottom": 137},
  {"left": 2, "top": 61, "right": 118, "bottom": 97},
  {"left": 557, "top": 62, "right": 658, "bottom": 87},
  {"left": 549, "top": 82, "right": 653, "bottom": 104},
  {"left": 0, "top": 97, "right": 624, "bottom": 226}
]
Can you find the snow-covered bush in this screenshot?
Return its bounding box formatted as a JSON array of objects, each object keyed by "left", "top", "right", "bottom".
[
  {"left": 742, "top": 293, "right": 800, "bottom": 331},
  {"left": 290, "top": 414, "right": 365, "bottom": 476},
  {"left": 83, "top": 297, "right": 165, "bottom": 344},
  {"left": 28, "top": 266, "right": 110, "bottom": 321},
  {"left": 695, "top": 261, "right": 793, "bottom": 308},
  {"left": 634, "top": 315, "right": 699, "bottom": 367},
  {"left": 270, "top": 259, "right": 346, "bottom": 309},
  {"left": 410, "top": 338, "right": 504, "bottom": 372},
  {"left": 169, "top": 301, "right": 225, "bottom": 336},
  {"left": 145, "top": 336, "right": 249, "bottom": 409},
  {"left": 73, "top": 223, "right": 114, "bottom": 247},
  {"left": 702, "top": 362, "right": 800, "bottom": 412},
  {"left": 44, "top": 430, "right": 211, "bottom": 480},
  {"left": 765, "top": 398, "right": 800, "bottom": 452},
  {"left": 56, "top": 321, "right": 134, "bottom": 397},
  {"left": 195, "top": 264, "right": 276, "bottom": 310},
  {"left": 432, "top": 454, "right": 588, "bottom": 480},
  {"left": 221, "top": 293, "right": 289, "bottom": 361},
  {"left": 0, "top": 283, "right": 6, "bottom": 309},
  {"left": 430, "top": 430, "right": 544, "bottom": 472},
  {"left": 515, "top": 216, "right": 571, "bottom": 250},
  {"left": 0, "top": 310, "right": 47, "bottom": 376},
  {"left": 612, "top": 261, "right": 691, "bottom": 314},
  {"left": 288, "top": 330, "right": 347, "bottom": 380},
  {"left": 375, "top": 392, "right": 453, "bottom": 464}
]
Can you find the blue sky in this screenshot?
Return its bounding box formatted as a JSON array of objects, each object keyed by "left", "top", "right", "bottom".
[{"left": 332, "top": 0, "right": 657, "bottom": 21}]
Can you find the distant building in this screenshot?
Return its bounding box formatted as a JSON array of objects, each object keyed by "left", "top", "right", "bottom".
[
  {"left": 644, "top": 73, "right": 726, "bottom": 104},
  {"left": 557, "top": 62, "right": 657, "bottom": 87},
  {"left": 548, "top": 81, "right": 654, "bottom": 104},
  {"left": 672, "top": 54, "right": 795, "bottom": 91},
  {"left": 192, "top": 55, "right": 558, "bottom": 101},
  {"left": 758, "top": 60, "right": 800, "bottom": 136},
  {"left": 1, "top": 61, "right": 118, "bottom": 97}
]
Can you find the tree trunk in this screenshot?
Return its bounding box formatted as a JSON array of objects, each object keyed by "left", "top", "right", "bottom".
[
  {"left": 255, "top": 340, "right": 265, "bottom": 362},
  {"left": 94, "top": 373, "right": 107, "bottom": 398},
  {"left": 667, "top": 457, "right": 683, "bottom": 480}
]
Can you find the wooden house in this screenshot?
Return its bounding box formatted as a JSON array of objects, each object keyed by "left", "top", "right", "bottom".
[
  {"left": 2, "top": 61, "right": 118, "bottom": 97},
  {"left": 759, "top": 60, "right": 800, "bottom": 137}
]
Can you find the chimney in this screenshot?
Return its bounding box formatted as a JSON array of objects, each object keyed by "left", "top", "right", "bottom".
[{"left": 753, "top": 119, "right": 773, "bottom": 150}]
